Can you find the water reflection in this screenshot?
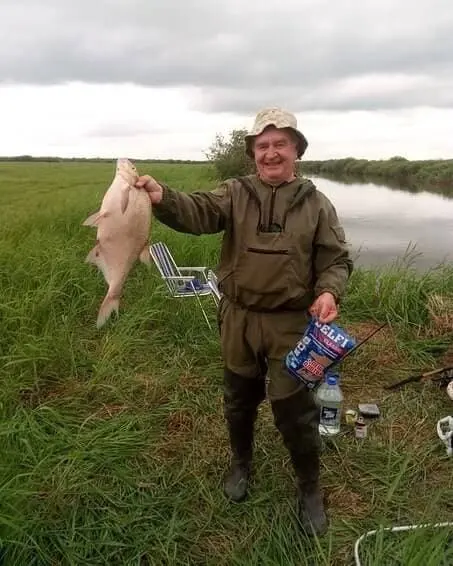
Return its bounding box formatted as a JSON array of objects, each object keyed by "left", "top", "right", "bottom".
[{"left": 310, "top": 176, "right": 453, "bottom": 270}]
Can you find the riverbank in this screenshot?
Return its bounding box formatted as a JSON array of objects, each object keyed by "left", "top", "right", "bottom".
[
  {"left": 301, "top": 157, "right": 453, "bottom": 196},
  {"left": 1, "top": 161, "right": 452, "bottom": 565}
]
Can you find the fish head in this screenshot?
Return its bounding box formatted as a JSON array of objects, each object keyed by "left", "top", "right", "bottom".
[{"left": 116, "top": 158, "right": 139, "bottom": 184}]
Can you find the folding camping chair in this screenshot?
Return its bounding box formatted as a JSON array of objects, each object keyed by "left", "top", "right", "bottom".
[{"left": 149, "top": 241, "right": 221, "bottom": 329}]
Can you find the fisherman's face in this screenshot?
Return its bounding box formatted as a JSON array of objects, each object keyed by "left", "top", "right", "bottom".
[{"left": 253, "top": 127, "right": 298, "bottom": 185}]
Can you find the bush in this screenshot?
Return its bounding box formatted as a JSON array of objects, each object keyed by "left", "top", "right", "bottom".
[{"left": 205, "top": 128, "right": 255, "bottom": 180}]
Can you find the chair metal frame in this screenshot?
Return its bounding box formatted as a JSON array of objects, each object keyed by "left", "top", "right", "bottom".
[{"left": 149, "top": 241, "right": 221, "bottom": 329}]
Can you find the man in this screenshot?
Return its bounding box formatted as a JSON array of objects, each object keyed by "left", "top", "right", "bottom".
[{"left": 135, "top": 107, "right": 353, "bottom": 536}]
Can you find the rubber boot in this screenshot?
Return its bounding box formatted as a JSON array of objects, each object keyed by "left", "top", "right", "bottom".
[
  {"left": 294, "top": 451, "right": 328, "bottom": 536},
  {"left": 223, "top": 368, "right": 266, "bottom": 502},
  {"left": 271, "top": 388, "right": 328, "bottom": 536},
  {"left": 224, "top": 457, "right": 250, "bottom": 503}
]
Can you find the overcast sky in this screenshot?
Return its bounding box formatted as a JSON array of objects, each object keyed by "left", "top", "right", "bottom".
[{"left": 1, "top": 0, "right": 452, "bottom": 160}]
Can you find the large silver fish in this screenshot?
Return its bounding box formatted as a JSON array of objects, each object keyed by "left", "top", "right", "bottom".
[{"left": 83, "top": 158, "right": 152, "bottom": 328}]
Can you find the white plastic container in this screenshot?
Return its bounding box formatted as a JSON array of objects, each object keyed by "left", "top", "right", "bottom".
[{"left": 316, "top": 374, "right": 343, "bottom": 436}]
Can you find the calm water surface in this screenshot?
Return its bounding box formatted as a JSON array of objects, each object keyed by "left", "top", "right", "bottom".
[{"left": 310, "top": 176, "right": 453, "bottom": 271}]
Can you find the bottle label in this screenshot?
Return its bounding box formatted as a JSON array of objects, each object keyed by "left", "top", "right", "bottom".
[{"left": 320, "top": 406, "right": 338, "bottom": 423}]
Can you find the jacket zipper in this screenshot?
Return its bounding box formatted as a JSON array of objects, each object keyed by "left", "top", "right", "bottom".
[
  {"left": 268, "top": 187, "right": 276, "bottom": 230},
  {"left": 237, "top": 176, "right": 315, "bottom": 229}
]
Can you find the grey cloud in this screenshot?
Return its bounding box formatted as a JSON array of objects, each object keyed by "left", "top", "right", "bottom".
[
  {"left": 200, "top": 75, "right": 453, "bottom": 114},
  {"left": 1, "top": 0, "right": 453, "bottom": 112}
]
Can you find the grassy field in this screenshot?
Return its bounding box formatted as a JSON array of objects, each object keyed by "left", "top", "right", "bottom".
[{"left": 1, "top": 160, "right": 453, "bottom": 565}]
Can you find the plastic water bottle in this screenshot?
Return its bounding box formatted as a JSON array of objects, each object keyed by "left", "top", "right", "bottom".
[{"left": 316, "top": 373, "right": 343, "bottom": 436}]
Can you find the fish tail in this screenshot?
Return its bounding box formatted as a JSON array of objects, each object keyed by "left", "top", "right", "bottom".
[{"left": 96, "top": 295, "right": 120, "bottom": 328}]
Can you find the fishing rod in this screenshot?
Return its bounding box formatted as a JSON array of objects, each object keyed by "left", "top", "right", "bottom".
[
  {"left": 325, "top": 321, "right": 388, "bottom": 372},
  {"left": 384, "top": 366, "right": 453, "bottom": 391}
]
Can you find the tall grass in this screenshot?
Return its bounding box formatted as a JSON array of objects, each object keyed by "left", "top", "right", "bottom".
[{"left": 0, "top": 161, "right": 452, "bottom": 565}]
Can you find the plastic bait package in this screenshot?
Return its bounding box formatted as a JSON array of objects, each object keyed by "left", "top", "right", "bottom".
[{"left": 285, "top": 317, "right": 356, "bottom": 390}]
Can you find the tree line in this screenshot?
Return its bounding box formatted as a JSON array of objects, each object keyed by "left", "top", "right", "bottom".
[{"left": 3, "top": 129, "right": 452, "bottom": 194}]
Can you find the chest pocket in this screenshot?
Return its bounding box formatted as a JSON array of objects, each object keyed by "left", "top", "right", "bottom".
[{"left": 233, "top": 230, "right": 308, "bottom": 310}]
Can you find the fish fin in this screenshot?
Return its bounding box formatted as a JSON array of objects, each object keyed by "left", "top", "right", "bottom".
[
  {"left": 85, "top": 244, "right": 101, "bottom": 265},
  {"left": 120, "top": 186, "right": 131, "bottom": 214},
  {"left": 82, "top": 211, "right": 107, "bottom": 227},
  {"left": 139, "top": 244, "right": 152, "bottom": 265},
  {"left": 85, "top": 244, "right": 111, "bottom": 284},
  {"left": 96, "top": 295, "right": 120, "bottom": 328}
]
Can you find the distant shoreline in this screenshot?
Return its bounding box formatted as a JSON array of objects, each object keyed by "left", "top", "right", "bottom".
[
  {"left": 0, "top": 155, "right": 208, "bottom": 165},
  {"left": 300, "top": 157, "right": 453, "bottom": 195},
  {"left": 2, "top": 155, "right": 452, "bottom": 195}
]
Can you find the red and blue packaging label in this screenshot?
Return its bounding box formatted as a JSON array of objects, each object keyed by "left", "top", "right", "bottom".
[{"left": 285, "top": 317, "right": 356, "bottom": 389}]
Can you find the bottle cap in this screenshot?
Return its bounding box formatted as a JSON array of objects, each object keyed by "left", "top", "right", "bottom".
[{"left": 327, "top": 375, "right": 337, "bottom": 386}]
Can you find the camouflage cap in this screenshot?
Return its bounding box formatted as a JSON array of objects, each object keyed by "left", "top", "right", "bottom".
[{"left": 244, "top": 107, "right": 308, "bottom": 159}]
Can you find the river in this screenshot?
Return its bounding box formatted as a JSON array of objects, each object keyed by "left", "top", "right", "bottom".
[{"left": 310, "top": 176, "right": 453, "bottom": 271}]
